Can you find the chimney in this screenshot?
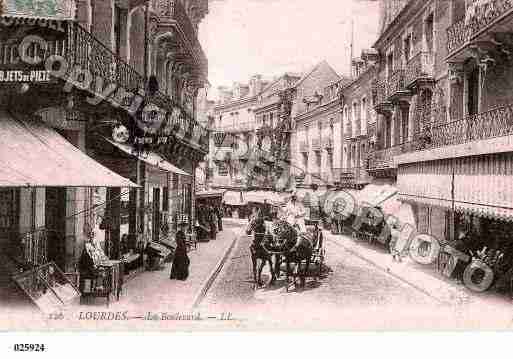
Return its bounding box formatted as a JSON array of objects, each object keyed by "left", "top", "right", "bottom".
[{"left": 249, "top": 74, "right": 263, "bottom": 96}]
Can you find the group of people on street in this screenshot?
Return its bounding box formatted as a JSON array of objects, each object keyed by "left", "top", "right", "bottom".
[{"left": 196, "top": 201, "right": 224, "bottom": 241}]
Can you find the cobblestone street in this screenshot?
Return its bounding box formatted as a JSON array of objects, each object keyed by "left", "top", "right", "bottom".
[{"left": 196, "top": 221, "right": 513, "bottom": 330}]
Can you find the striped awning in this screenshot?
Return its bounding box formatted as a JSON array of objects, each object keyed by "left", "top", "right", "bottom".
[
  {"left": 0, "top": 111, "right": 138, "bottom": 188},
  {"left": 398, "top": 154, "right": 513, "bottom": 221}
]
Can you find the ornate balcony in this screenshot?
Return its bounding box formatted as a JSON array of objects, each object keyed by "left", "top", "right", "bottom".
[
  {"left": 214, "top": 122, "right": 255, "bottom": 133},
  {"left": 299, "top": 141, "right": 309, "bottom": 153},
  {"left": 372, "top": 76, "right": 393, "bottom": 116},
  {"left": 447, "top": 0, "right": 513, "bottom": 60},
  {"left": 387, "top": 69, "right": 410, "bottom": 102},
  {"left": 336, "top": 168, "right": 356, "bottom": 188},
  {"left": 153, "top": 0, "right": 208, "bottom": 79},
  {"left": 405, "top": 52, "right": 434, "bottom": 91},
  {"left": 0, "top": 20, "right": 209, "bottom": 154},
  {"left": 367, "top": 145, "right": 406, "bottom": 178},
  {"left": 311, "top": 138, "right": 321, "bottom": 152},
  {"left": 401, "top": 103, "right": 513, "bottom": 155}
]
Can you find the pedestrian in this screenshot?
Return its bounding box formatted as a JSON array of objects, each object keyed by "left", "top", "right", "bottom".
[
  {"left": 170, "top": 221, "right": 190, "bottom": 280},
  {"left": 208, "top": 204, "right": 217, "bottom": 240},
  {"left": 215, "top": 204, "right": 223, "bottom": 232}
]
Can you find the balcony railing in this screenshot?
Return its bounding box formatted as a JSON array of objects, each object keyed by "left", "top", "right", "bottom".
[
  {"left": 387, "top": 69, "right": 406, "bottom": 97},
  {"left": 67, "top": 22, "right": 209, "bottom": 152},
  {"left": 299, "top": 141, "right": 309, "bottom": 153},
  {"left": 214, "top": 122, "right": 255, "bottom": 132},
  {"left": 405, "top": 52, "right": 434, "bottom": 87},
  {"left": 372, "top": 75, "right": 389, "bottom": 106},
  {"left": 311, "top": 139, "right": 321, "bottom": 152},
  {"left": 154, "top": 0, "right": 208, "bottom": 75},
  {"left": 447, "top": 0, "right": 513, "bottom": 55},
  {"left": 368, "top": 145, "right": 406, "bottom": 170},
  {"left": 404, "top": 103, "right": 513, "bottom": 153}
]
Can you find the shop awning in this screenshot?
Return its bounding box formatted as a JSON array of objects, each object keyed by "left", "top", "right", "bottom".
[
  {"left": 0, "top": 112, "right": 138, "bottom": 187},
  {"left": 223, "top": 190, "right": 246, "bottom": 206},
  {"left": 105, "top": 139, "right": 190, "bottom": 176},
  {"left": 398, "top": 156, "right": 513, "bottom": 221},
  {"left": 196, "top": 189, "right": 226, "bottom": 199}
]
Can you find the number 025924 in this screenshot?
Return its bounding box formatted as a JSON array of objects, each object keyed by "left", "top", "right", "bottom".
[{"left": 13, "top": 344, "right": 46, "bottom": 352}]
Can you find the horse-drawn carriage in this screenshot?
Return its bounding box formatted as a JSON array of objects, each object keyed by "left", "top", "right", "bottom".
[{"left": 246, "top": 216, "right": 326, "bottom": 291}]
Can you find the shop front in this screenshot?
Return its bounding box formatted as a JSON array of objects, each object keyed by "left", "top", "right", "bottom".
[
  {"left": 0, "top": 111, "right": 138, "bottom": 311},
  {"left": 397, "top": 153, "right": 513, "bottom": 293}
]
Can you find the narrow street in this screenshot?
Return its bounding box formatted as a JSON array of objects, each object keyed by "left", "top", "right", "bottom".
[{"left": 196, "top": 220, "right": 450, "bottom": 330}]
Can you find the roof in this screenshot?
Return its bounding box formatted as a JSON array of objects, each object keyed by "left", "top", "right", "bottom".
[
  {"left": 294, "top": 60, "right": 340, "bottom": 88},
  {"left": 0, "top": 111, "right": 138, "bottom": 187}
]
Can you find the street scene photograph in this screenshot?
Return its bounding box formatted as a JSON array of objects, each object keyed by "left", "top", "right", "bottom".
[{"left": 2, "top": 0, "right": 513, "bottom": 333}]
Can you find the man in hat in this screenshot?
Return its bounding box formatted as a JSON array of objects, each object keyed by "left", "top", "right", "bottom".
[{"left": 284, "top": 193, "right": 306, "bottom": 233}]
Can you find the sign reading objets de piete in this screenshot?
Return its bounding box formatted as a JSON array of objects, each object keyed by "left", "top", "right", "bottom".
[{"left": 2, "top": 0, "right": 76, "bottom": 20}]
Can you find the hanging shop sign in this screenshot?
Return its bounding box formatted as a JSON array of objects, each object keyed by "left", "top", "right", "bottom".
[{"left": 3, "top": 0, "right": 77, "bottom": 20}]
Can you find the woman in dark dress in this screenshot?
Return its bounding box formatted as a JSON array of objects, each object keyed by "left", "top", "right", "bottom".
[{"left": 170, "top": 222, "right": 190, "bottom": 280}]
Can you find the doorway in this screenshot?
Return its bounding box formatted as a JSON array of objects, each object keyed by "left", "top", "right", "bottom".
[{"left": 45, "top": 188, "right": 67, "bottom": 269}]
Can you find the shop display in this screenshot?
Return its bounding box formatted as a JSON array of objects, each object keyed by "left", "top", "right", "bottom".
[{"left": 12, "top": 262, "right": 81, "bottom": 313}]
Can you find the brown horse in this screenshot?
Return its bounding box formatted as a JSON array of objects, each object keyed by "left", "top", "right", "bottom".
[{"left": 246, "top": 216, "right": 276, "bottom": 287}]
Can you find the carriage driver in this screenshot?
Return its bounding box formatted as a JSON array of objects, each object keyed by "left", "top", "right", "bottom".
[{"left": 284, "top": 193, "right": 307, "bottom": 233}]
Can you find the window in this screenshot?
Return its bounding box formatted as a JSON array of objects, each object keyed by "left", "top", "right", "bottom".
[
  {"left": 404, "top": 34, "right": 411, "bottom": 63},
  {"left": 425, "top": 13, "right": 434, "bottom": 53},
  {"left": 467, "top": 66, "right": 479, "bottom": 116},
  {"left": 387, "top": 52, "right": 394, "bottom": 77},
  {"left": 270, "top": 112, "right": 274, "bottom": 128},
  {"left": 113, "top": 5, "right": 122, "bottom": 58},
  {"left": 218, "top": 163, "right": 228, "bottom": 176}
]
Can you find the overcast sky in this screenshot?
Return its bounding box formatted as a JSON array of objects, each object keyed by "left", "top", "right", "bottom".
[{"left": 199, "top": 0, "right": 380, "bottom": 98}]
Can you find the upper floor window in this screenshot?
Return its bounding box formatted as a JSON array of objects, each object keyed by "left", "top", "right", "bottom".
[
  {"left": 425, "top": 13, "right": 434, "bottom": 53},
  {"left": 386, "top": 52, "right": 394, "bottom": 77},
  {"left": 404, "top": 34, "right": 411, "bottom": 63}
]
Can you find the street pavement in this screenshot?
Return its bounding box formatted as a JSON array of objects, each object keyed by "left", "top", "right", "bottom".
[
  {"left": 1, "top": 223, "right": 239, "bottom": 331},
  {"left": 196, "top": 220, "right": 513, "bottom": 330},
  {"left": 4, "top": 219, "right": 513, "bottom": 330}
]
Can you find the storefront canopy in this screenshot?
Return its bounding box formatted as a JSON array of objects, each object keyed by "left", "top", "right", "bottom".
[
  {"left": 0, "top": 112, "right": 138, "bottom": 188},
  {"left": 223, "top": 190, "right": 246, "bottom": 206},
  {"left": 245, "top": 191, "right": 286, "bottom": 205},
  {"left": 105, "top": 139, "right": 191, "bottom": 176},
  {"left": 196, "top": 189, "right": 226, "bottom": 199}
]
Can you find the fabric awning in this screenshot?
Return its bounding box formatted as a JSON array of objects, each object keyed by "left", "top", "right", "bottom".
[
  {"left": 196, "top": 189, "right": 226, "bottom": 199},
  {"left": 223, "top": 190, "right": 246, "bottom": 206},
  {"left": 105, "top": 139, "right": 190, "bottom": 177},
  {"left": 0, "top": 112, "right": 138, "bottom": 187},
  {"left": 398, "top": 156, "right": 513, "bottom": 220}
]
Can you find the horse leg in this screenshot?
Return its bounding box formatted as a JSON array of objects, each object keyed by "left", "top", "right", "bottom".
[
  {"left": 269, "top": 257, "right": 276, "bottom": 284},
  {"left": 301, "top": 259, "right": 310, "bottom": 288},
  {"left": 274, "top": 254, "right": 281, "bottom": 278},
  {"left": 257, "top": 258, "right": 265, "bottom": 286},
  {"left": 251, "top": 251, "right": 257, "bottom": 286}
]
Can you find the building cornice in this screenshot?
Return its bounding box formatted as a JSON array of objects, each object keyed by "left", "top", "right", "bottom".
[
  {"left": 294, "top": 99, "right": 341, "bottom": 124},
  {"left": 213, "top": 96, "right": 258, "bottom": 113},
  {"left": 373, "top": 0, "right": 430, "bottom": 51}
]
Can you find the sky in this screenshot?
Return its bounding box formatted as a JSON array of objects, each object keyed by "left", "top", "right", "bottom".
[{"left": 199, "top": 0, "right": 381, "bottom": 99}]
